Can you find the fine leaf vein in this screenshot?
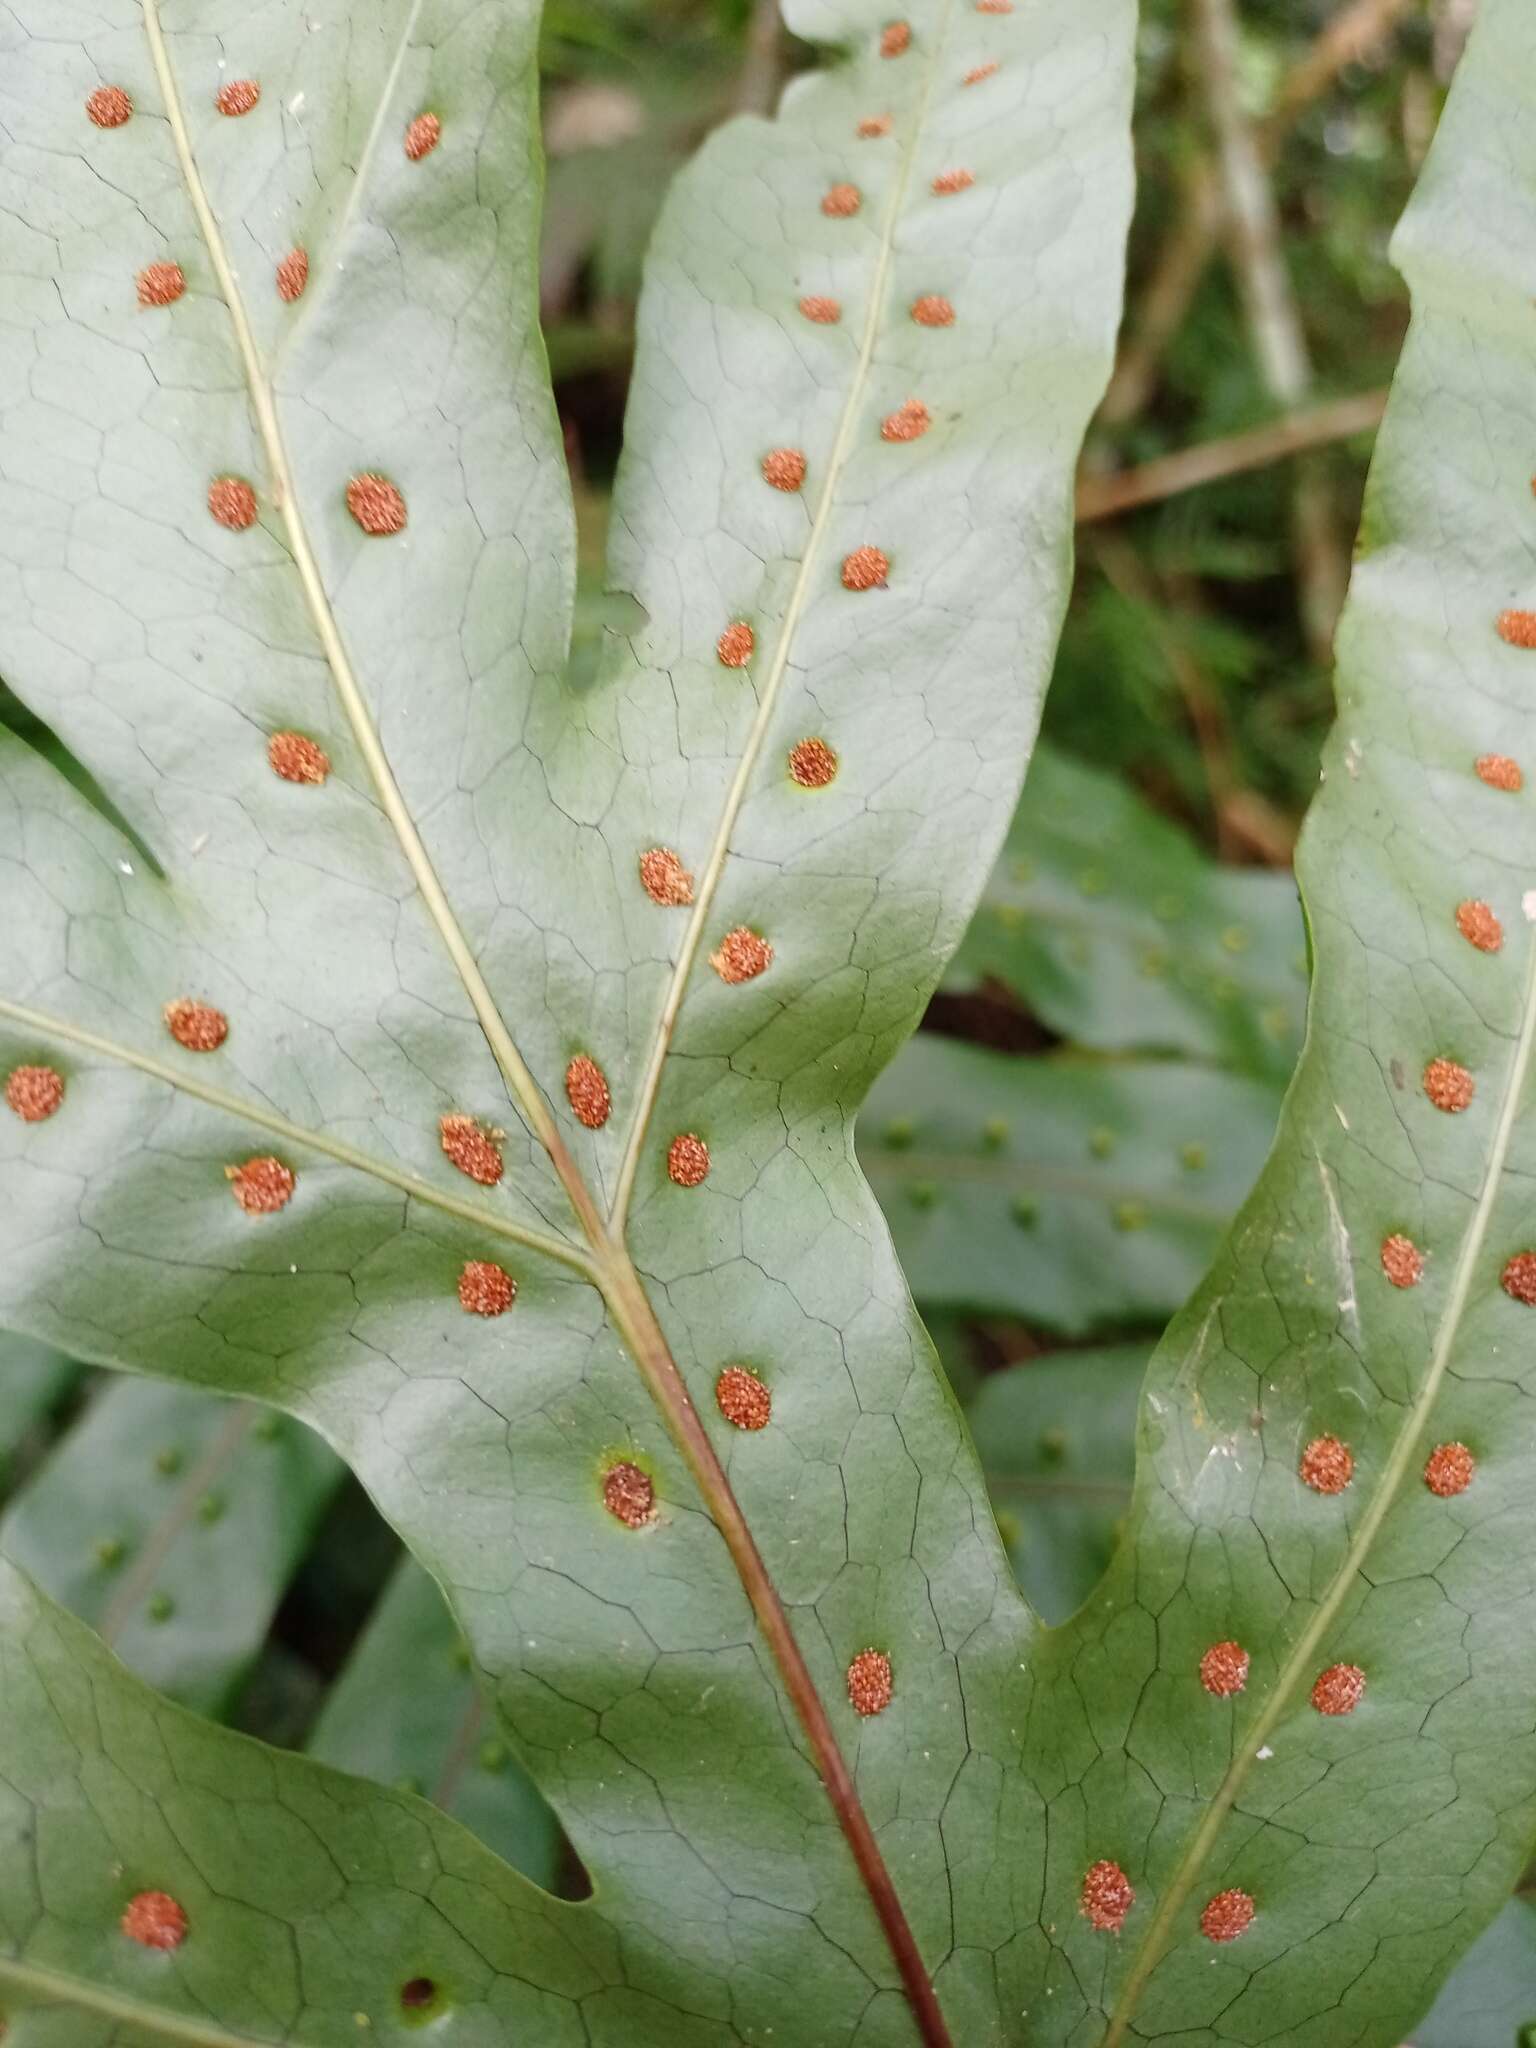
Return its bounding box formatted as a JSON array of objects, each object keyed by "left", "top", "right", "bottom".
[
  {"left": 608, "top": 0, "right": 956, "bottom": 1232},
  {"left": 1102, "top": 923, "right": 1536, "bottom": 2044},
  {"left": 0, "top": 1955, "right": 294, "bottom": 2048},
  {"left": 139, "top": 0, "right": 603, "bottom": 1247},
  {"left": 0, "top": 997, "right": 593, "bottom": 1278}
]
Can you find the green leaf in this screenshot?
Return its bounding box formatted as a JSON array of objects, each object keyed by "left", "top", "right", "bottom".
[
  {"left": 1024, "top": 8, "right": 1536, "bottom": 2038},
  {"left": 0, "top": 1556, "right": 616, "bottom": 2045},
  {"left": 0, "top": 1332, "right": 78, "bottom": 1493},
  {"left": 953, "top": 742, "right": 1307, "bottom": 1077},
  {"left": 307, "top": 1557, "right": 568, "bottom": 1892},
  {"left": 1, "top": 1378, "right": 342, "bottom": 1719},
  {"left": 966, "top": 1345, "right": 1145, "bottom": 1625},
  {"left": 0, "top": 0, "right": 1134, "bottom": 2041},
  {"left": 1417, "top": 1895, "right": 1536, "bottom": 2048},
  {"left": 863, "top": 1035, "right": 1281, "bottom": 1332}
]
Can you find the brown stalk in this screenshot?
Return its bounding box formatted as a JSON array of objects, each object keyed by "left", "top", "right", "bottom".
[
  {"left": 1190, "top": 0, "right": 1349, "bottom": 667},
  {"left": 1097, "top": 0, "right": 1414, "bottom": 431},
  {"left": 1076, "top": 386, "right": 1388, "bottom": 522}
]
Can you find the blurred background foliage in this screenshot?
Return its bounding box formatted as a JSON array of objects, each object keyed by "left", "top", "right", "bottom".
[{"left": 3, "top": 0, "right": 1527, "bottom": 2026}]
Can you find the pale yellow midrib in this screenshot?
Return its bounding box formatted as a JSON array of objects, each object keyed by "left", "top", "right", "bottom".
[
  {"left": 0, "top": 997, "right": 591, "bottom": 1276},
  {"left": 0, "top": 1954, "right": 286, "bottom": 2048},
  {"left": 606, "top": 6, "right": 956, "bottom": 1233},
  {"left": 1101, "top": 926, "right": 1536, "bottom": 2046},
  {"left": 139, "top": 0, "right": 570, "bottom": 1187}
]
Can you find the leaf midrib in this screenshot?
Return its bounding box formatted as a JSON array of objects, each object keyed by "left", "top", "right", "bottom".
[
  {"left": 0, "top": 996, "right": 590, "bottom": 1276},
  {"left": 139, "top": 0, "right": 605, "bottom": 1254},
  {"left": 126, "top": 13, "right": 959, "bottom": 2045},
  {"left": 607, "top": 13, "right": 955, "bottom": 1231},
  {"left": 1101, "top": 922, "right": 1536, "bottom": 2043},
  {"left": 0, "top": 1954, "right": 290, "bottom": 2048}
]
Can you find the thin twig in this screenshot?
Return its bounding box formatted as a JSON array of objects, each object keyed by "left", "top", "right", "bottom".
[
  {"left": 1090, "top": 530, "right": 1298, "bottom": 866},
  {"left": 1191, "top": 0, "right": 1350, "bottom": 665},
  {"left": 1076, "top": 387, "right": 1388, "bottom": 522},
  {"left": 1097, "top": 0, "right": 1414, "bottom": 431},
  {"left": 735, "top": 0, "right": 786, "bottom": 115}
]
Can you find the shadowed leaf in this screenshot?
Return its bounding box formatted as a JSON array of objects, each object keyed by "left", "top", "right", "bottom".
[{"left": 864, "top": 1035, "right": 1280, "bottom": 1332}]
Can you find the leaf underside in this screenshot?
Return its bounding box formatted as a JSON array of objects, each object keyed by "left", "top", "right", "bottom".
[
  {"left": 0, "top": 0, "right": 1137, "bottom": 2042},
  {"left": 6, "top": 0, "right": 1535, "bottom": 2042}
]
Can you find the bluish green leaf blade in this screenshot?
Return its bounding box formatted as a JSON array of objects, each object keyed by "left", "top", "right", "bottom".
[
  {"left": 1, "top": 1377, "right": 342, "bottom": 1720},
  {"left": 0, "top": 0, "right": 1138, "bottom": 2037},
  {"left": 863, "top": 1036, "right": 1281, "bottom": 1332},
  {"left": 954, "top": 743, "right": 1307, "bottom": 1077},
  {"left": 307, "top": 1557, "right": 567, "bottom": 1892},
  {"left": 967, "top": 1345, "right": 1145, "bottom": 1626},
  {"left": 1416, "top": 1893, "right": 1536, "bottom": 2047},
  {"left": 0, "top": 1556, "right": 615, "bottom": 2046},
  {"left": 1015, "top": 7, "right": 1536, "bottom": 2040}
]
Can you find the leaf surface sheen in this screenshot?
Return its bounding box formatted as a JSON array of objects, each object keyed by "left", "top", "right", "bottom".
[{"left": 0, "top": 0, "right": 1135, "bottom": 2041}]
